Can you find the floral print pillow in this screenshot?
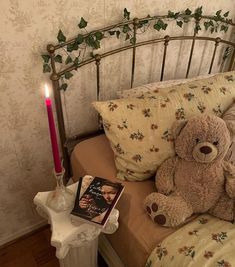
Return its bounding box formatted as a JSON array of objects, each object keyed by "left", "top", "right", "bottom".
[{"left": 93, "top": 71, "right": 235, "bottom": 181}]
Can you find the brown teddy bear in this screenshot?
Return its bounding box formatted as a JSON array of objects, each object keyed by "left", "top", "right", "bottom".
[{"left": 144, "top": 114, "right": 235, "bottom": 227}]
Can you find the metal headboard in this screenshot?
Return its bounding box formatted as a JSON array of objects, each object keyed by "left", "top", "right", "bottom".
[{"left": 44, "top": 13, "right": 235, "bottom": 180}]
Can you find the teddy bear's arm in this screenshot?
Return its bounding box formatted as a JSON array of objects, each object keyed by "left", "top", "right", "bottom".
[
  {"left": 155, "top": 157, "right": 177, "bottom": 195},
  {"left": 223, "top": 161, "right": 235, "bottom": 199}
]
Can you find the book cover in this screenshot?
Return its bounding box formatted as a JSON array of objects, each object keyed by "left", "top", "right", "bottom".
[{"left": 71, "top": 176, "right": 124, "bottom": 227}]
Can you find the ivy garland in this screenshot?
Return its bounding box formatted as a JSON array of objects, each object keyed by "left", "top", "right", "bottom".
[{"left": 41, "top": 7, "right": 232, "bottom": 91}]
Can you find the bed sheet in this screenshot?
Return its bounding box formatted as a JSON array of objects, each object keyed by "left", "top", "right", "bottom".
[
  {"left": 71, "top": 134, "right": 181, "bottom": 267},
  {"left": 146, "top": 214, "right": 235, "bottom": 267}
]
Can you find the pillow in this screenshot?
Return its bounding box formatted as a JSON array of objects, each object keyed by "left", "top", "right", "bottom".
[
  {"left": 93, "top": 71, "right": 235, "bottom": 181},
  {"left": 117, "top": 74, "right": 216, "bottom": 99},
  {"left": 223, "top": 102, "right": 235, "bottom": 164}
]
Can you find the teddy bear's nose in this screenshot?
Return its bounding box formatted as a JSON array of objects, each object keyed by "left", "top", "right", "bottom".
[{"left": 200, "top": 146, "right": 212, "bottom": 154}]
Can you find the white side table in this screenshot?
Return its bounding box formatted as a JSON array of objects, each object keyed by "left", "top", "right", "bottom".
[{"left": 34, "top": 182, "right": 119, "bottom": 267}]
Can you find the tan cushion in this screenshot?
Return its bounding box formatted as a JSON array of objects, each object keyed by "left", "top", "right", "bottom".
[{"left": 93, "top": 71, "right": 235, "bottom": 181}]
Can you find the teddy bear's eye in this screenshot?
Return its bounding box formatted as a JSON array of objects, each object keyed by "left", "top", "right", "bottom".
[
  {"left": 196, "top": 138, "right": 200, "bottom": 143},
  {"left": 213, "top": 141, "right": 219, "bottom": 145}
]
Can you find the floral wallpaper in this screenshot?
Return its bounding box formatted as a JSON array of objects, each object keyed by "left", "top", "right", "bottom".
[{"left": 0, "top": 0, "right": 235, "bottom": 246}]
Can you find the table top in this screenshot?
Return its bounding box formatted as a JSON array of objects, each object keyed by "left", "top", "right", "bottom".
[{"left": 34, "top": 181, "right": 119, "bottom": 259}]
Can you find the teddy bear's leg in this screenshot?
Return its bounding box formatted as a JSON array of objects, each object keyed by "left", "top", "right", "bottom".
[
  {"left": 144, "top": 192, "right": 193, "bottom": 227},
  {"left": 208, "top": 194, "right": 234, "bottom": 221}
]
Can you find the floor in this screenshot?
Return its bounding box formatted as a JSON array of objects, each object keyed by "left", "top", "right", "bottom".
[
  {"left": 0, "top": 226, "right": 58, "bottom": 267},
  {"left": 0, "top": 226, "right": 108, "bottom": 267}
]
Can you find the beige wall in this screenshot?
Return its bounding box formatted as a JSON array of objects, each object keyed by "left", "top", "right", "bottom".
[{"left": 0, "top": 0, "right": 234, "bottom": 245}]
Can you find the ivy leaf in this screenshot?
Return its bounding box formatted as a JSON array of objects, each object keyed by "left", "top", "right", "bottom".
[
  {"left": 94, "top": 40, "right": 100, "bottom": 49},
  {"left": 216, "top": 10, "right": 222, "bottom": 17},
  {"left": 67, "top": 43, "right": 74, "bottom": 52},
  {"left": 130, "top": 37, "right": 136, "bottom": 45},
  {"left": 73, "top": 42, "right": 79, "bottom": 50},
  {"left": 95, "top": 31, "right": 103, "bottom": 41},
  {"left": 60, "top": 83, "right": 68, "bottom": 91},
  {"left": 185, "top": 8, "right": 192, "bottom": 15},
  {"left": 74, "top": 57, "right": 79, "bottom": 67},
  {"left": 78, "top": 17, "right": 88, "bottom": 29},
  {"left": 65, "top": 55, "right": 73, "bottom": 65},
  {"left": 57, "top": 29, "right": 66, "bottom": 43},
  {"left": 167, "top": 11, "right": 180, "bottom": 19},
  {"left": 54, "top": 54, "right": 62, "bottom": 63},
  {"left": 85, "top": 35, "right": 94, "bottom": 46},
  {"left": 124, "top": 8, "right": 130, "bottom": 20},
  {"left": 194, "top": 6, "right": 203, "bottom": 20},
  {"left": 64, "top": 71, "right": 73, "bottom": 79},
  {"left": 123, "top": 24, "right": 131, "bottom": 33},
  {"left": 138, "top": 19, "right": 149, "bottom": 28},
  {"left": 176, "top": 21, "right": 183, "bottom": 28},
  {"left": 43, "top": 63, "right": 51, "bottom": 73},
  {"left": 108, "top": 30, "right": 115, "bottom": 35},
  {"left": 41, "top": 54, "right": 50, "bottom": 63},
  {"left": 116, "top": 30, "right": 121, "bottom": 38},
  {"left": 210, "top": 27, "right": 215, "bottom": 34},
  {"left": 223, "top": 11, "right": 229, "bottom": 17},
  {"left": 209, "top": 20, "right": 214, "bottom": 26},
  {"left": 154, "top": 19, "right": 167, "bottom": 31},
  {"left": 204, "top": 21, "right": 210, "bottom": 30},
  {"left": 195, "top": 24, "right": 201, "bottom": 33},
  {"left": 167, "top": 10, "right": 175, "bottom": 18},
  {"left": 221, "top": 24, "right": 228, "bottom": 32},
  {"left": 76, "top": 34, "right": 84, "bottom": 44},
  {"left": 174, "top": 12, "right": 180, "bottom": 19},
  {"left": 125, "top": 33, "right": 130, "bottom": 40}
]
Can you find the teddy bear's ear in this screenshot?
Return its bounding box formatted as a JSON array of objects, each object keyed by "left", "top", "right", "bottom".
[{"left": 172, "top": 120, "right": 187, "bottom": 139}]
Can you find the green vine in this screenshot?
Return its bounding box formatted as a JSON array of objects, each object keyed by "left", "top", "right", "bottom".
[{"left": 42, "top": 7, "right": 232, "bottom": 91}]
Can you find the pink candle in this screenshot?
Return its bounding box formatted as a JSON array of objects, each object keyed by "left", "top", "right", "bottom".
[{"left": 45, "top": 84, "right": 63, "bottom": 173}]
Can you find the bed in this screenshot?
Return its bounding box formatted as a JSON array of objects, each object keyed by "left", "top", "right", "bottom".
[{"left": 43, "top": 7, "right": 235, "bottom": 267}]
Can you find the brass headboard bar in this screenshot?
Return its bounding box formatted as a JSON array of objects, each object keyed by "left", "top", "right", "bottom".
[
  {"left": 57, "top": 36, "right": 235, "bottom": 77},
  {"left": 209, "top": 37, "right": 221, "bottom": 74},
  {"left": 94, "top": 54, "right": 103, "bottom": 127},
  {"left": 53, "top": 15, "right": 235, "bottom": 51},
  {"left": 95, "top": 54, "right": 101, "bottom": 100},
  {"left": 131, "top": 18, "right": 138, "bottom": 88},
  {"left": 161, "top": 35, "right": 170, "bottom": 81},
  {"left": 186, "top": 18, "right": 200, "bottom": 78},
  {"left": 228, "top": 48, "right": 235, "bottom": 71}
]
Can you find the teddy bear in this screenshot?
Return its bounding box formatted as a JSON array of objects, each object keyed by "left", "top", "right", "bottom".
[{"left": 144, "top": 114, "right": 235, "bottom": 227}]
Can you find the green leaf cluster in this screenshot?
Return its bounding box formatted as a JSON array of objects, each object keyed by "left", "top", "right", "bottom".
[
  {"left": 154, "top": 19, "right": 167, "bottom": 31},
  {"left": 42, "top": 7, "right": 233, "bottom": 91}
]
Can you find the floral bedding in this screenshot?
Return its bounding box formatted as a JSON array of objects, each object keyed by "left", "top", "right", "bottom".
[{"left": 146, "top": 215, "right": 235, "bottom": 267}]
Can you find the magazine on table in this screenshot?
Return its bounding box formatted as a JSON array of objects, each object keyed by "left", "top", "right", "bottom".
[{"left": 70, "top": 175, "right": 124, "bottom": 228}]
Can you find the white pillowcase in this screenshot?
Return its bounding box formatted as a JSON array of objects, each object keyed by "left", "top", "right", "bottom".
[{"left": 117, "top": 74, "right": 216, "bottom": 99}]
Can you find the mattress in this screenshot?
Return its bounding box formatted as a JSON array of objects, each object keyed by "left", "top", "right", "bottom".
[{"left": 71, "top": 134, "right": 179, "bottom": 267}]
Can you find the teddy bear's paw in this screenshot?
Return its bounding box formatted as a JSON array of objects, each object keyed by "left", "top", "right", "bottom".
[
  {"left": 144, "top": 193, "right": 193, "bottom": 227},
  {"left": 144, "top": 193, "right": 171, "bottom": 227}
]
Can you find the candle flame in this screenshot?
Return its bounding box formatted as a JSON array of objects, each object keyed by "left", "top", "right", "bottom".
[{"left": 45, "top": 84, "right": 50, "bottom": 98}]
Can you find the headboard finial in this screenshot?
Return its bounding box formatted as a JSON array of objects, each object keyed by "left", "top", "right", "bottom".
[
  {"left": 47, "top": 44, "right": 55, "bottom": 54},
  {"left": 50, "top": 73, "right": 60, "bottom": 81},
  {"left": 133, "top": 17, "right": 139, "bottom": 26},
  {"left": 94, "top": 54, "right": 101, "bottom": 63}
]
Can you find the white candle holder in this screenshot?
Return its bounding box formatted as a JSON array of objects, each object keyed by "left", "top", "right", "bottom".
[{"left": 46, "top": 168, "right": 75, "bottom": 212}]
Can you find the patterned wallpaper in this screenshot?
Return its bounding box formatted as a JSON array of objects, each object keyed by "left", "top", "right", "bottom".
[{"left": 0, "top": 0, "right": 234, "bottom": 246}]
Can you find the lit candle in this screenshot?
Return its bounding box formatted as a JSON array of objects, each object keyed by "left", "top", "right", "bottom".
[{"left": 44, "top": 84, "right": 63, "bottom": 173}]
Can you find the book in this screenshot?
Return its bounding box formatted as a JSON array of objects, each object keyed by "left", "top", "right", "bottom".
[{"left": 70, "top": 175, "right": 124, "bottom": 228}]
